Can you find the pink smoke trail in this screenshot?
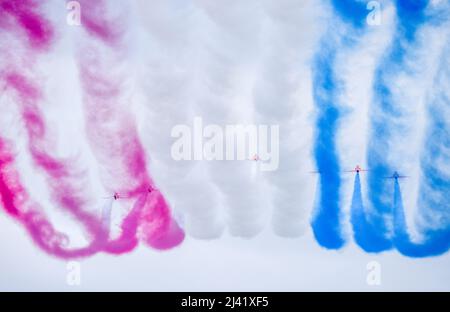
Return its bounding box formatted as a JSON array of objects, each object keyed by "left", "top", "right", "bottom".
[
  {"left": 3, "top": 71, "right": 110, "bottom": 253},
  {"left": 0, "top": 135, "right": 109, "bottom": 259},
  {"left": 77, "top": 0, "right": 184, "bottom": 251},
  {"left": 0, "top": 0, "right": 109, "bottom": 258},
  {"left": 0, "top": 139, "right": 25, "bottom": 218},
  {"left": 0, "top": 0, "right": 139, "bottom": 258},
  {"left": 0, "top": 0, "right": 53, "bottom": 51},
  {"left": 0, "top": 0, "right": 184, "bottom": 257}
]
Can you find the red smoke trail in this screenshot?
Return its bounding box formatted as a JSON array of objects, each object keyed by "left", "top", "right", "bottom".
[
  {"left": 77, "top": 0, "right": 184, "bottom": 251},
  {"left": 0, "top": 135, "right": 108, "bottom": 258},
  {"left": 0, "top": 0, "right": 184, "bottom": 257},
  {"left": 0, "top": 0, "right": 53, "bottom": 51},
  {"left": 3, "top": 71, "right": 109, "bottom": 252},
  {"left": 0, "top": 0, "right": 109, "bottom": 258},
  {"left": 0, "top": 139, "right": 24, "bottom": 218}
]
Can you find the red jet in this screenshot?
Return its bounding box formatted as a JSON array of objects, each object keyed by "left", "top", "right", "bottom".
[
  {"left": 104, "top": 187, "right": 157, "bottom": 201},
  {"left": 103, "top": 192, "right": 127, "bottom": 200},
  {"left": 147, "top": 186, "right": 157, "bottom": 193},
  {"left": 345, "top": 165, "right": 369, "bottom": 173}
]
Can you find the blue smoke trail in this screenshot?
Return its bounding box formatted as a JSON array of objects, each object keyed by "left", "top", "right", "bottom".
[
  {"left": 365, "top": 0, "right": 430, "bottom": 252},
  {"left": 331, "top": 0, "right": 370, "bottom": 28},
  {"left": 311, "top": 0, "right": 367, "bottom": 249},
  {"left": 391, "top": 33, "right": 450, "bottom": 257},
  {"left": 350, "top": 172, "right": 390, "bottom": 251},
  {"left": 311, "top": 43, "right": 345, "bottom": 249},
  {"left": 393, "top": 178, "right": 450, "bottom": 257}
]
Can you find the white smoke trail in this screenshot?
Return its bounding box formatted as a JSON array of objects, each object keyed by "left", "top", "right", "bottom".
[
  {"left": 251, "top": 0, "right": 322, "bottom": 237},
  {"left": 134, "top": 0, "right": 224, "bottom": 239},
  {"left": 191, "top": 0, "right": 272, "bottom": 238}
]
